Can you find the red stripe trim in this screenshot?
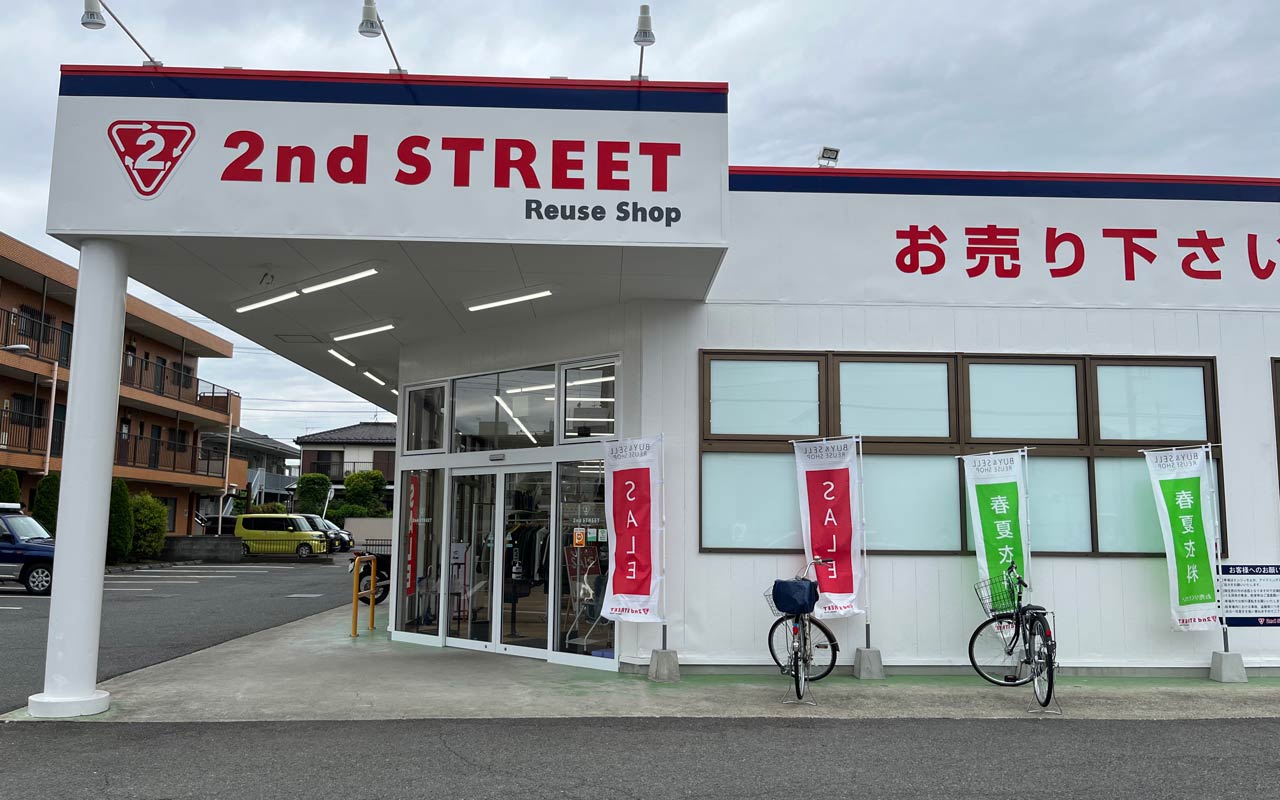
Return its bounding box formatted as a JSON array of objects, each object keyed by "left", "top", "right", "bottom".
[
  {"left": 59, "top": 64, "right": 728, "bottom": 94},
  {"left": 728, "top": 165, "right": 1280, "bottom": 187}
]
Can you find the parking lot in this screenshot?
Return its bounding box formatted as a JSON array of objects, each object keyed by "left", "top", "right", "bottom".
[{"left": 0, "top": 560, "right": 353, "bottom": 713}]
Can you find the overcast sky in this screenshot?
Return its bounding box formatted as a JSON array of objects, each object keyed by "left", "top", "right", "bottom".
[{"left": 2, "top": 0, "right": 1276, "bottom": 445}]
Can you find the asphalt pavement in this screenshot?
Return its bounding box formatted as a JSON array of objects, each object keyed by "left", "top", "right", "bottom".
[
  {"left": 0, "top": 560, "right": 351, "bottom": 714},
  {"left": 2, "top": 716, "right": 1276, "bottom": 799}
]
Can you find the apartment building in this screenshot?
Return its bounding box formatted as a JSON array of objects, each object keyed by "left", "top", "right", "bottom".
[
  {"left": 198, "top": 425, "right": 298, "bottom": 510},
  {"left": 0, "top": 233, "right": 243, "bottom": 533}
]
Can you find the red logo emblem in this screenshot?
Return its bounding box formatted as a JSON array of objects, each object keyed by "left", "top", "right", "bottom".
[{"left": 107, "top": 120, "right": 196, "bottom": 198}]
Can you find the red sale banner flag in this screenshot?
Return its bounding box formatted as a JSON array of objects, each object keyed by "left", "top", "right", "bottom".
[
  {"left": 602, "top": 435, "right": 664, "bottom": 623},
  {"left": 793, "top": 437, "right": 866, "bottom": 619}
]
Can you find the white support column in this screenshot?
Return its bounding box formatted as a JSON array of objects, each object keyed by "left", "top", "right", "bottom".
[{"left": 27, "top": 238, "right": 129, "bottom": 718}]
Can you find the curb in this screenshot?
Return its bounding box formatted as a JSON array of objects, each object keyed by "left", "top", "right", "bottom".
[{"left": 104, "top": 560, "right": 204, "bottom": 574}]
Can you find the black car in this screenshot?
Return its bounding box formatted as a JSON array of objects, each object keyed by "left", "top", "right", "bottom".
[{"left": 299, "top": 514, "right": 353, "bottom": 552}]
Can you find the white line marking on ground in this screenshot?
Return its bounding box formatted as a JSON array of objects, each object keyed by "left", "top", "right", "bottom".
[
  {"left": 117, "top": 574, "right": 237, "bottom": 578},
  {"left": 0, "top": 594, "right": 49, "bottom": 598},
  {"left": 285, "top": 593, "right": 324, "bottom": 598},
  {"left": 104, "top": 588, "right": 153, "bottom": 592},
  {"left": 103, "top": 580, "right": 199, "bottom": 584}
]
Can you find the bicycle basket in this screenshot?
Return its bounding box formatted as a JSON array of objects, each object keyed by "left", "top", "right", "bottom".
[
  {"left": 974, "top": 574, "right": 1017, "bottom": 616},
  {"left": 771, "top": 578, "right": 819, "bottom": 615}
]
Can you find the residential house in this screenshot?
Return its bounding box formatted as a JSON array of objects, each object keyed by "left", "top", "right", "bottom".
[
  {"left": 0, "top": 233, "right": 245, "bottom": 533},
  {"left": 295, "top": 422, "right": 395, "bottom": 489}
]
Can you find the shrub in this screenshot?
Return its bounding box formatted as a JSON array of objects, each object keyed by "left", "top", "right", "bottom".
[
  {"left": 106, "top": 478, "right": 135, "bottom": 563},
  {"left": 129, "top": 491, "right": 169, "bottom": 560},
  {"left": 33, "top": 472, "right": 59, "bottom": 536},
  {"left": 343, "top": 470, "right": 386, "bottom": 514},
  {"left": 0, "top": 469, "right": 20, "bottom": 504},
  {"left": 295, "top": 473, "right": 331, "bottom": 515},
  {"left": 231, "top": 492, "right": 248, "bottom": 516},
  {"left": 324, "top": 503, "right": 367, "bottom": 527},
  {"left": 250, "top": 501, "right": 287, "bottom": 515}
]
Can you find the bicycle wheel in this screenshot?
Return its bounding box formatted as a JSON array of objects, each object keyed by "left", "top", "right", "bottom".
[
  {"left": 806, "top": 618, "right": 839, "bottom": 681},
  {"left": 969, "top": 614, "right": 1033, "bottom": 686},
  {"left": 792, "top": 624, "right": 807, "bottom": 700},
  {"left": 1030, "top": 616, "right": 1055, "bottom": 707},
  {"left": 767, "top": 616, "right": 794, "bottom": 673}
]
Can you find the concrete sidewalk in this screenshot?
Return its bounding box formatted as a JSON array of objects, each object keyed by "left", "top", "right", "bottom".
[{"left": 6, "top": 605, "right": 1280, "bottom": 723}]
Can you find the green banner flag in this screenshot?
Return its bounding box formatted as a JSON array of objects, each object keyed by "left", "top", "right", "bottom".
[
  {"left": 1145, "top": 447, "right": 1220, "bottom": 631},
  {"left": 962, "top": 450, "right": 1030, "bottom": 611}
]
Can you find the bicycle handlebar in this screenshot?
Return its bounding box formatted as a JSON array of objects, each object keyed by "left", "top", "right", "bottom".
[{"left": 1005, "top": 563, "right": 1029, "bottom": 589}]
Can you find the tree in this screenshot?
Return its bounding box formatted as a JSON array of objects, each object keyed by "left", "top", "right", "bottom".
[
  {"left": 33, "top": 472, "right": 59, "bottom": 536},
  {"left": 129, "top": 491, "right": 169, "bottom": 560},
  {"left": 343, "top": 470, "right": 386, "bottom": 514},
  {"left": 294, "top": 473, "right": 331, "bottom": 515},
  {"left": 0, "top": 469, "right": 20, "bottom": 504},
  {"left": 106, "top": 478, "right": 135, "bottom": 563}
]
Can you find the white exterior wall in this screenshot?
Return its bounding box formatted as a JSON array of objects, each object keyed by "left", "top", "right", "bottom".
[{"left": 636, "top": 300, "right": 1280, "bottom": 668}]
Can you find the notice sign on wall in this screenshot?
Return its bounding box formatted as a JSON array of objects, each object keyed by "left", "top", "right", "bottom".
[{"left": 1218, "top": 565, "right": 1280, "bottom": 627}]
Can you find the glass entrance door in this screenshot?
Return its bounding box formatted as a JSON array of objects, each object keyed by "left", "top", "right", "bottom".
[{"left": 447, "top": 467, "right": 553, "bottom": 657}]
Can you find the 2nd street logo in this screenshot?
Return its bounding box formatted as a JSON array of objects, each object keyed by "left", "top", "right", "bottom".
[{"left": 108, "top": 120, "right": 196, "bottom": 199}]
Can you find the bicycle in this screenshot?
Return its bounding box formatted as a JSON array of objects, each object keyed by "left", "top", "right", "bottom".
[
  {"left": 968, "top": 563, "right": 1056, "bottom": 708},
  {"left": 764, "top": 558, "right": 840, "bottom": 700}
]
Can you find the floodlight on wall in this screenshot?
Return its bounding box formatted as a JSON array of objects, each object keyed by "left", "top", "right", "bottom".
[
  {"left": 1, "top": 344, "right": 31, "bottom": 354},
  {"left": 80, "top": 0, "right": 163, "bottom": 66},
  {"left": 818, "top": 147, "right": 840, "bottom": 168},
  {"left": 632, "top": 4, "right": 655, "bottom": 81},
  {"left": 358, "top": 0, "right": 407, "bottom": 74}
]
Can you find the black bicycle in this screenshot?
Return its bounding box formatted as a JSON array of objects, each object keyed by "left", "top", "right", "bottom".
[
  {"left": 765, "top": 558, "right": 840, "bottom": 700},
  {"left": 968, "top": 563, "right": 1056, "bottom": 707}
]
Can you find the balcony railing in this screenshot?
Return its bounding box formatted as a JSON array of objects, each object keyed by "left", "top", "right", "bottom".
[
  {"left": 0, "top": 408, "right": 63, "bottom": 457},
  {"left": 309, "top": 461, "right": 376, "bottom": 481},
  {"left": 120, "top": 355, "right": 238, "bottom": 414},
  {"left": 0, "top": 308, "right": 72, "bottom": 366},
  {"left": 115, "top": 433, "right": 226, "bottom": 478}
]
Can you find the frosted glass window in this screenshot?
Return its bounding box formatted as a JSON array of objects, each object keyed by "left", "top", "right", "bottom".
[
  {"left": 863, "top": 455, "right": 960, "bottom": 551},
  {"left": 709, "top": 360, "right": 819, "bottom": 436},
  {"left": 969, "top": 363, "right": 1078, "bottom": 439},
  {"left": 1095, "top": 458, "right": 1165, "bottom": 553},
  {"left": 965, "top": 458, "right": 1092, "bottom": 552},
  {"left": 701, "top": 452, "right": 802, "bottom": 549},
  {"left": 1097, "top": 366, "right": 1207, "bottom": 441},
  {"left": 840, "top": 361, "right": 950, "bottom": 437}
]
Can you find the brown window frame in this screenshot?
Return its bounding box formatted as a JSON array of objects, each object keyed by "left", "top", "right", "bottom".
[{"left": 699, "top": 349, "right": 1225, "bottom": 558}]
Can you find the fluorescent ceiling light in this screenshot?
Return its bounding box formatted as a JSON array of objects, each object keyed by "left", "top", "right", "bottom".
[
  {"left": 505, "top": 383, "right": 556, "bottom": 395},
  {"left": 236, "top": 291, "right": 299, "bottom": 313},
  {"left": 566, "top": 418, "right": 615, "bottom": 423},
  {"left": 363, "top": 371, "right": 386, "bottom": 386},
  {"left": 333, "top": 323, "right": 395, "bottom": 342},
  {"left": 301, "top": 267, "right": 379, "bottom": 295},
  {"left": 467, "top": 289, "right": 552, "bottom": 312},
  {"left": 493, "top": 395, "right": 537, "bottom": 444},
  {"left": 391, "top": 389, "right": 399, "bottom": 396},
  {"left": 328, "top": 349, "right": 355, "bottom": 366},
  {"left": 567, "top": 375, "right": 616, "bottom": 386}
]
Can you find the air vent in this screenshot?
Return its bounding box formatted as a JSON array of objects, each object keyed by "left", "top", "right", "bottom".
[{"left": 275, "top": 334, "right": 323, "bottom": 343}]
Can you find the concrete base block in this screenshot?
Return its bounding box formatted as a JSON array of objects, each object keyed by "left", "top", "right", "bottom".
[
  {"left": 853, "top": 647, "right": 885, "bottom": 680},
  {"left": 647, "top": 649, "right": 681, "bottom": 682},
  {"left": 1210, "top": 651, "right": 1248, "bottom": 683}
]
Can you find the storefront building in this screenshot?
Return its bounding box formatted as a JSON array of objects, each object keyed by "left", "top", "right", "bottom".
[{"left": 36, "top": 65, "right": 1280, "bottom": 717}]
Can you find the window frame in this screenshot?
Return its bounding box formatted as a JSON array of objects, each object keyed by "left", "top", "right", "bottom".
[
  {"left": 557, "top": 356, "right": 622, "bottom": 446},
  {"left": 699, "top": 349, "right": 1224, "bottom": 558},
  {"left": 401, "top": 380, "right": 450, "bottom": 455}
]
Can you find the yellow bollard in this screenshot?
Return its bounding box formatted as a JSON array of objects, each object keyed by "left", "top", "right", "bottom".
[{"left": 351, "top": 554, "right": 378, "bottom": 638}]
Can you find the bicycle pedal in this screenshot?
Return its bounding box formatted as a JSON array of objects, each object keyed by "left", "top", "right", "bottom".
[
  {"left": 1004, "top": 675, "right": 1018, "bottom": 682},
  {"left": 814, "top": 643, "right": 830, "bottom": 649}
]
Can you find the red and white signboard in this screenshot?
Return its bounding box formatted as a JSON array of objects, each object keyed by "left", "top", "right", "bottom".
[
  {"left": 602, "top": 434, "right": 663, "bottom": 623},
  {"left": 793, "top": 437, "right": 866, "bottom": 619},
  {"left": 405, "top": 473, "right": 420, "bottom": 598},
  {"left": 106, "top": 120, "right": 196, "bottom": 199}
]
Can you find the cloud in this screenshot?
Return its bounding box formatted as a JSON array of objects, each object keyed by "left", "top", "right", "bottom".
[{"left": 4, "top": 0, "right": 1278, "bottom": 439}]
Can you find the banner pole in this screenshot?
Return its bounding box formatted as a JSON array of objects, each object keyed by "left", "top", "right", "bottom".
[
  {"left": 661, "top": 433, "right": 668, "bottom": 650},
  {"left": 1021, "top": 447, "right": 1031, "bottom": 589},
  {"left": 1206, "top": 444, "right": 1228, "bottom": 652},
  {"left": 858, "top": 436, "right": 870, "bottom": 649}
]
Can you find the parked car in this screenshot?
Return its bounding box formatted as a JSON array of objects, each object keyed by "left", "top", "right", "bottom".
[
  {"left": 233, "top": 514, "right": 328, "bottom": 557},
  {"left": 299, "top": 514, "right": 353, "bottom": 552},
  {"left": 0, "top": 503, "right": 55, "bottom": 594}
]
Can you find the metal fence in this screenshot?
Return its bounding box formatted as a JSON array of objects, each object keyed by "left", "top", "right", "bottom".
[
  {"left": 0, "top": 308, "right": 72, "bottom": 366},
  {"left": 310, "top": 461, "right": 376, "bottom": 481},
  {"left": 119, "top": 354, "right": 238, "bottom": 413},
  {"left": 0, "top": 408, "right": 62, "bottom": 456},
  {"left": 115, "top": 433, "right": 226, "bottom": 478}
]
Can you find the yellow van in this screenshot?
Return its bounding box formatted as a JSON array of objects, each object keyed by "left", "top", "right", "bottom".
[{"left": 233, "top": 514, "right": 329, "bottom": 557}]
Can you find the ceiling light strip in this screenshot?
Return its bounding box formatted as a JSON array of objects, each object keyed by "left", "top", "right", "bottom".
[
  {"left": 300, "top": 267, "right": 379, "bottom": 295},
  {"left": 467, "top": 289, "right": 553, "bottom": 312},
  {"left": 363, "top": 371, "right": 386, "bottom": 386},
  {"left": 328, "top": 349, "right": 355, "bottom": 366},
  {"left": 333, "top": 323, "right": 395, "bottom": 342},
  {"left": 236, "top": 291, "right": 299, "bottom": 313},
  {"left": 566, "top": 376, "right": 616, "bottom": 386}
]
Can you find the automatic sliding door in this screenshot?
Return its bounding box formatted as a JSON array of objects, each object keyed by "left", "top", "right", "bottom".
[
  {"left": 499, "top": 470, "right": 552, "bottom": 652},
  {"left": 448, "top": 473, "right": 496, "bottom": 645}
]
